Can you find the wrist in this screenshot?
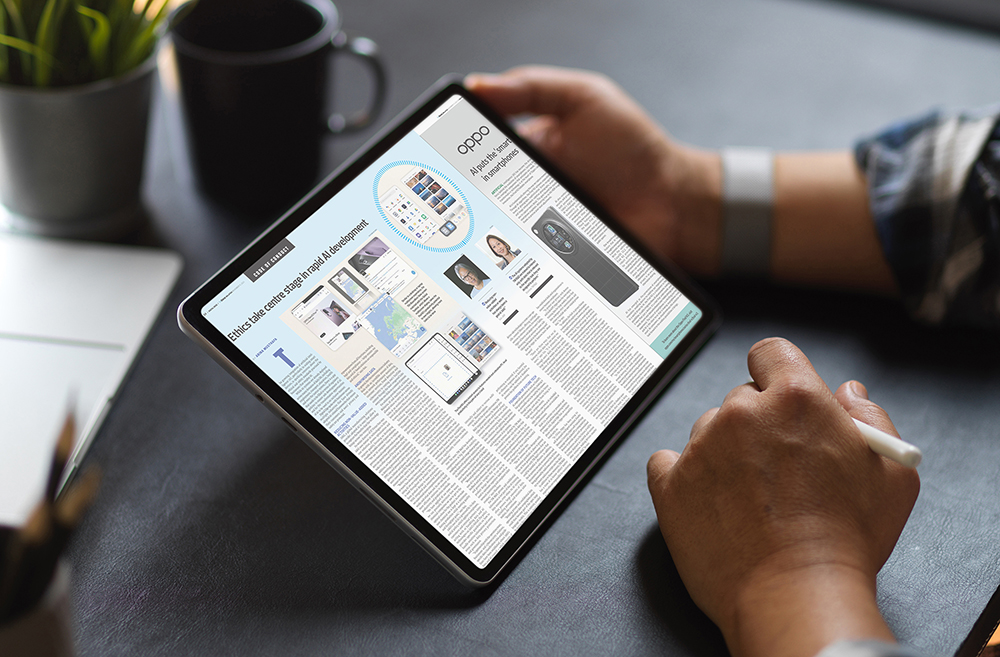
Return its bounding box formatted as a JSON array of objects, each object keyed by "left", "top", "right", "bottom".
[
  {"left": 724, "top": 562, "right": 894, "bottom": 657},
  {"left": 659, "top": 143, "right": 723, "bottom": 276}
]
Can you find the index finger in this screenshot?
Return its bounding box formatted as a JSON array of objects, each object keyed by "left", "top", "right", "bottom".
[
  {"left": 465, "top": 66, "right": 602, "bottom": 118},
  {"left": 746, "top": 337, "right": 826, "bottom": 392}
]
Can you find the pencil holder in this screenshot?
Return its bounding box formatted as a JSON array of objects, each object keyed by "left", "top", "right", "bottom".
[{"left": 0, "top": 561, "right": 73, "bottom": 657}]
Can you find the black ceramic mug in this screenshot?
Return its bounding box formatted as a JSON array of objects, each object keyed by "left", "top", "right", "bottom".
[{"left": 171, "top": 0, "right": 386, "bottom": 215}]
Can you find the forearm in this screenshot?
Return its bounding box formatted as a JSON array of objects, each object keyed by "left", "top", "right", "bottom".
[
  {"left": 665, "top": 147, "right": 896, "bottom": 293},
  {"left": 772, "top": 152, "right": 895, "bottom": 294},
  {"left": 725, "top": 564, "right": 895, "bottom": 657}
]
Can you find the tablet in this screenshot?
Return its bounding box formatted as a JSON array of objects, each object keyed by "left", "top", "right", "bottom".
[{"left": 177, "top": 76, "right": 721, "bottom": 586}]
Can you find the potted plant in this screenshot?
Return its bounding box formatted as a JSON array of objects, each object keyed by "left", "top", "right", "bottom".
[{"left": 0, "top": 0, "right": 173, "bottom": 239}]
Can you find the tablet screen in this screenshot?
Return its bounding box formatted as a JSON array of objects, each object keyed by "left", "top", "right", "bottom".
[
  {"left": 406, "top": 333, "right": 481, "bottom": 404},
  {"left": 191, "top": 88, "right": 714, "bottom": 575}
]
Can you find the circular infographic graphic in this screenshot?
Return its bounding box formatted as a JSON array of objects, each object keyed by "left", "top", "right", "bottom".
[{"left": 372, "top": 161, "right": 474, "bottom": 253}]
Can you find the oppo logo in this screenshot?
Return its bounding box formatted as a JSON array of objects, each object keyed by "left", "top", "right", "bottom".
[{"left": 457, "top": 126, "right": 490, "bottom": 154}]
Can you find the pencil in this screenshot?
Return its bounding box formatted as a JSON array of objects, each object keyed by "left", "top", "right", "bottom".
[
  {"left": 45, "top": 411, "right": 76, "bottom": 502},
  {"left": 0, "top": 502, "right": 51, "bottom": 620},
  {"left": 0, "top": 525, "right": 18, "bottom": 619},
  {"left": 4, "top": 469, "right": 100, "bottom": 619}
]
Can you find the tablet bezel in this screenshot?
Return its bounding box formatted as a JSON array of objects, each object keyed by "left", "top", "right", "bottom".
[{"left": 178, "top": 75, "right": 721, "bottom": 586}]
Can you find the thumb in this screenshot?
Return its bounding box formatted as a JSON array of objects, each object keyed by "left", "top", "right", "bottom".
[
  {"left": 465, "top": 66, "right": 588, "bottom": 117},
  {"left": 465, "top": 72, "right": 526, "bottom": 115},
  {"left": 647, "top": 449, "right": 681, "bottom": 493},
  {"left": 834, "top": 380, "right": 900, "bottom": 438},
  {"left": 464, "top": 72, "right": 564, "bottom": 160},
  {"left": 515, "top": 115, "right": 562, "bottom": 157},
  {"left": 647, "top": 450, "right": 682, "bottom": 539}
]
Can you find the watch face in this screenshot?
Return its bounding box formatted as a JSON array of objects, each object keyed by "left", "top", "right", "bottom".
[{"left": 538, "top": 221, "right": 575, "bottom": 254}]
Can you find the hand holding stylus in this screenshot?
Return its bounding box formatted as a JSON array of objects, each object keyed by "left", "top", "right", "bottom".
[
  {"left": 648, "top": 338, "right": 920, "bottom": 657},
  {"left": 741, "top": 377, "right": 923, "bottom": 469}
]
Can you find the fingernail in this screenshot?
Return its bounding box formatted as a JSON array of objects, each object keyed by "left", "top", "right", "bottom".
[
  {"left": 849, "top": 381, "right": 869, "bottom": 399},
  {"left": 471, "top": 73, "right": 521, "bottom": 90}
]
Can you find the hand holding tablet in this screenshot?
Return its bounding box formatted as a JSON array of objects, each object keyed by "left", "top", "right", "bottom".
[{"left": 179, "top": 77, "right": 720, "bottom": 585}]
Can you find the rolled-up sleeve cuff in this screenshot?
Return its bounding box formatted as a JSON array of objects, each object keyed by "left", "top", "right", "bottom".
[{"left": 855, "top": 109, "right": 1000, "bottom": 325}]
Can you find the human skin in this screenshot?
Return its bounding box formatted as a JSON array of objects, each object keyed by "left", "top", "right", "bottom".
[
  {"left": 468, "top": 67, "right": 918, "bottom": 656},
  {"left": 457, "top": 265, "right": 485, "bottom": 289},
  {"left": 647, "top": 338, "right": 919, "bottom": 657},
  {"left": 488, "top": 236, "right": 515, "bottom": 263},
  {"left": 466, "top": 67, "right": 896, "bottom": 293}
]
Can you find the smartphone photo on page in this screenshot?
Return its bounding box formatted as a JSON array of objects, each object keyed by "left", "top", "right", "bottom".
[{"left": 532, "top": 207, "right": 639, "bottom": 307}]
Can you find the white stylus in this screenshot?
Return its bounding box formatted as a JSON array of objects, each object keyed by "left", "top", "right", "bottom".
[{"left": 853, "top": 418, "right": 922, "bottom": 469}]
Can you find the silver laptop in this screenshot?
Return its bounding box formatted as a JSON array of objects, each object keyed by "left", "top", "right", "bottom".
[{"left": 0, "top": 232, "right": 181, "bottom": 525}]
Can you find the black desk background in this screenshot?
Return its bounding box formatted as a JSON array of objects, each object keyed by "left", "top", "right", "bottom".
[{"left": 64, "top": 0, "right": 1000, "bottom": 655}]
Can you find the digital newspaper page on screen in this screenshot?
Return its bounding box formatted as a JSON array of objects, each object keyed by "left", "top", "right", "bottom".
[{"left": 200, "top": 94, "right": 705, "bottom": 569}]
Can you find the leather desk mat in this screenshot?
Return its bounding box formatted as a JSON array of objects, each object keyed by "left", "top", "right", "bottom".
[{"left": 63, "top": 0, "right": 1000, "bottom": 654}]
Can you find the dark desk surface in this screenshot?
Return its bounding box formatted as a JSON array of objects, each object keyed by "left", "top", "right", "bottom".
[{"left": 65, "top": 0, "right": 1000, "bottom": 655}]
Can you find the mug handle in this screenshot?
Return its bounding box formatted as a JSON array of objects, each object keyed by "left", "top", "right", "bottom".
[{"left": 326, "top": 31, "right": 387, "bottom": 134}]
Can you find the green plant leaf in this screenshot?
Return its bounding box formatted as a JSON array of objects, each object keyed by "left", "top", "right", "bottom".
[
  {"left": 110, "top": 0, "right": 141, "bottom": 62},
  {"left": 1, "top": 6, "right": 8, "bottom": 82},
  {"left": 76, "top": 4, "right": 109, "bottom": 78},
  {"left": 1, "top": 0, "right": 29, "bottom": 40},
  {"left": 149, "top": 0, "right": 171, "bottom": 29},
  {"left": 2, "top": 0, "right": 174, "bottom": 86},
  {"left": 1, "top": 0, "right": 31, "bottom": 79},
  {"left": 0, "top": 33, "right": 57, "bottom": 65},
  {"left": 33, "top": 0, "right": 70, "bottom": 86},
  {"left": 35, "top": 0, "right": 60, "bottom": 54},
  {"left": 116, "top": 0, "right": 170, "bottom": 75},
  {"left": 116, "top": 20, "right": 153, "bottom": 74},
  {"left": 105, "top": 0, "right": 127, "bottom": 30}
]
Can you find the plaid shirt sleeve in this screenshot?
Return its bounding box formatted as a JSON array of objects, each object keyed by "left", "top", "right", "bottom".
[{"left": 855, "top": 109, "right": 1000, "bottom": 326}]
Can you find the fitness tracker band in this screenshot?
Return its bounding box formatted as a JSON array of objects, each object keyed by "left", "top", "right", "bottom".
[{"left": 720, "top": 148, "right": 774, "bottom": 277}]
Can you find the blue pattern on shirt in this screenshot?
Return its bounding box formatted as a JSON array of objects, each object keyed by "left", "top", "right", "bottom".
[{"left": 855, "top": 110, "right": 1000, "bottom": 326}]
